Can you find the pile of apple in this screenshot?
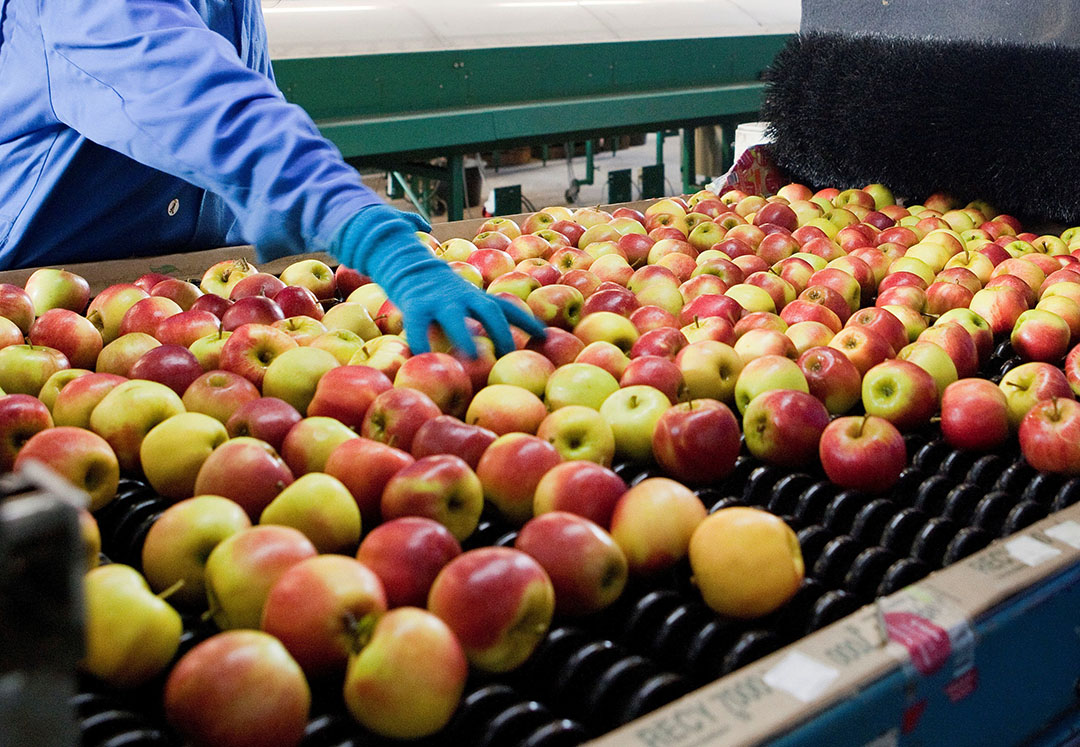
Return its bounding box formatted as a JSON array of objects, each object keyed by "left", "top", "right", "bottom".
[{"left": 4, "top": 180, "right": 1080, "bottom": 745}]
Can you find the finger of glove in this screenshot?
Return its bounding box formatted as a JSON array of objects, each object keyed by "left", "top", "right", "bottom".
[
  {"left": 434, "top": 306, "right": 479, "bottom": 359},
  {"left": 398, "top": 211, "right": 433, "bottom": 233},
  {"left": 495, "top": 296, "right": 549, "bottom": 339},
  {"left": 403, "top": 309, "right": 435, "bottom": 355}
]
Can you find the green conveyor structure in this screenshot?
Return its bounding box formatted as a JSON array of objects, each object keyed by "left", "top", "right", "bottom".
[{"left": 271, "top": 35, "right": 792, "bottom": 219}]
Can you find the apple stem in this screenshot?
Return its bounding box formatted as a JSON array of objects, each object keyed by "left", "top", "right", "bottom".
[
  {"left": 156, "top": 579, "right": 185, "bottom": 601},
  {"left": 858, "top": 414, "right": 870, "bottom": 438},
  {"left": 345, "top": 610, "right": 378, "bottom": 654}
]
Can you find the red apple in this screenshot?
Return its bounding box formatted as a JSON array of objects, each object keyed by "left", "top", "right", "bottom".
[
  {"left": 129, "top": 344, "right": 204, "bottom": 397},
  {"left": 797, "top": 346, "right": 862, "bottom": 415},
  {"left": 742, "top": 389, "right": 830, "bottom": 466},
  {"left": 0, "top": 393, "right": 54, "bottom": 472},
  {"left": 651, "top": 398, "right": 740, "bottom": 484},
  {"left": 193, "top": 437, "right": 295, "bottom": 519},
  {"left": 941, "top": 378, "right": 1010, "bottom": 451},
  {"left": 819, "top": 415, "right": 906, "bottom": 493},
  {"left": 225, "top": 396, "right": 302, "bottom": 453},
  {"left": 1019, "top": 398, "right": 1080, "bottom": 475}
]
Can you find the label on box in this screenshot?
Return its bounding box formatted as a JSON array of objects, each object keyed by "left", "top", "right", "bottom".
[
  {"left": 880, "top": 612, "right": 951, "bottom": 676},
  {"left": 761, "top": 651, "right": 839, "bottom": 703},
  {"left": 1046, "top": 520, "right": 1080, "bottom": 549},
  {"left": 1005, "top": 535, "right": 1062, "bottom": 567}
]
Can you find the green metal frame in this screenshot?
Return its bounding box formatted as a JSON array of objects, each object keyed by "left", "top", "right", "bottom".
[{"left": 274, "top": 35, "right": 790, "bottom": 218}]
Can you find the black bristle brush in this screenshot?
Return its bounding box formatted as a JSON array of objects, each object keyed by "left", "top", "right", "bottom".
[{"left": 761, "top": 31, "right": 1080, "bottom": 223}]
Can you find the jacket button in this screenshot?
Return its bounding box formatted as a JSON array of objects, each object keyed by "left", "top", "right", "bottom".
[{"left": 168, "top": 199, "right": 180, "bottom": 216}]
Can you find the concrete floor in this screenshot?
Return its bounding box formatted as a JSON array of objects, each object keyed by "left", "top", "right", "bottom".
[{"left": 370, "top": 132, "right": 691, "bottom": 223}]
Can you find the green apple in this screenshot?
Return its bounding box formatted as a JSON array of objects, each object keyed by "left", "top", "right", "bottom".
[
  {"left": 321, "top": 302, "right": 380, "bottom": 340},
  {"left": 544, "top": 362, "right": 619, "bottom": 410},
  {"left": 896, "top": 341, "right": 958, "bottom": 399},
  {"left": 675, "top": 340, "right": 743, "bottom": 403},
  {"left": 262, "top": 346, "right": 340, "bottom": 414},
  {"left": 142, "top": 495, "right": 252, "bottom": 608},
  {"left": 37, "top": 368, "right": 92, "bottom": 413},
  {"left": 89, "top": 379, "right": 186, "bottom": 472},
  {"left": 140, "top": 413, "right": 229, "bottom": 500},
  {"left": 535, "top": 405, "right": 617, "bottom": 466},
  {"left": 260, "top": 472, "right": 361, "bottom": 554},
  {"left": 598, "top": 385, "right": 671, "bottom": 462},
  {"left": 81, "top": 564, "right": 182, "bottom": 688},
  {"left": 733, "top": 354, "right": 809, "bottom": 414}
]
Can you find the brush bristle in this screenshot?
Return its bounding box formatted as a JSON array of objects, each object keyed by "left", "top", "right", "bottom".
[{"left": 763, "top": 32, "right": 1080, "bottom": 223}]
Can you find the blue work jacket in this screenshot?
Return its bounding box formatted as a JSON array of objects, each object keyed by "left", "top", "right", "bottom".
[{"left": 0, "top": 0, "right": 380, "bottom": 270}]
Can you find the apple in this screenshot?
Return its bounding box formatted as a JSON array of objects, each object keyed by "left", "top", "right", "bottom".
[
  {"left": 356, "top": 517, "right": 461, "bottom": 608},
  {"left": 342, "top": 607, "right": 468, "bottom": 739},
  {"left": 599, "top": 384, "right": 671, "bottom": 462},
  {"left": 487, "top": 349, "right": 555, "bottom": 398},
  {"left": 544, "top": 362, "right": 620, "bottom": 410},
  {"left": 260, "top": 472, "right": 361, "bottom": 554},
  {"left": 743, "top": 389, "right": 830, "bottom": 466},
  {"left": 819, "top": 415, "right": 906, "bottom": 493},
  {"left": 629, "top": 327, "right": 688, "bottom": 360},
  {"left": 221, "top": 295, "right": 284, "bottom": 331},
  {"left": 0, "top": 344, "right": 70, "bottom": 395},
  {"left": 81, "top": 564, "right": 182, "bottom": 688},
  {"left": 229, "top": 272, "right": 286, "bottom": 301},
  {"left": 609, "top": 477, "right": 706, "bottom": 576},
  {"left": 733, "top": 354, "right": 808, "bottom": 414},
  {"left": 323, "top": 437, "right": 412, "bottom": 526},
  {"left": 678, "top": 293, "right": 743, "bottom": 327},
  {"left": 151, "top": 278, "right": 203, "bottom": 311},
  {"left": 410, "top": 415, "right": 497, "bottom": 470},
  {"left": 129, "top": 344, "right": 205, "bottom": 397},
  {"left": 165, "top": 630, "right": 310, "bottom": 747},
  {"left": 279, "top": 416, "right": 358, "bottom": 475},
  {"left": 272, "top": 316, "right": 326, "bottom": 346},
  {"left": 828, "top": 326, "right": 893, "bottom": 376},
  {"left": 463, "top": 383, "right": 547, "bottom": 436},
  {"left": 535, "top": 404, "right": 617, "bottom": 467},
  {"left": 845, "top": 307, "right": 908, "bottom": 354},
  {"left": 1011, "top": 308, "right": 1072, "bottom": 362},
  {"left": 800, "top": 284, "right": 852, "bottom": 323},
  {"left": 190, "top": 293, "right": 233, "bottom": 320},
  {"left": 999, "top": 361, "right": 1075, "bottom": 429},
  {"left": 780, "top": 299, "right": 842, "bottom": 333},
  {"left": 141, "top": 495, "right": 251, "bottom": 608},
  {"left": 96, "top": 332, "right": 161, "bottom": 377},
  {"left": 630, "top": 305, "right": 679, "bottom": 334},
  {"left": 193, "top": 437, "right": 295, "bottom": 519},
  {"left": 275, "top": 285, "right": 325, "bottom": 321},
  {"left": 620, "top": 355, "right": 685, "bottom": 404},
  {"left": 476, "top": 433, "right": 562, "bottom": 525},
  {"left": 1019, "top": 398, "right": 1080, "bottom": 475},
  {"left": 36, "top": 368, "right": 91, "bottom": 412},
  {"left": 117, "top": 296, "right": 182, "bottom": 338},
  {"left": 51, "top": 372, "right": 126, "bottom": 429},
  {"left": 89, "top": 379, "right": 185, "bottom": 472},
  {"left": 259, "top": 346, "right": 339, "bottom": 414},
  {"left": 391, "top": 352, "right": 472, "bottom": 419},
  {"left": 676, "top": 340, "right": 743, "bottom": 403},
  {"left": 897, "top": 341, "right": 958, "bottom": 400},
  {"left": 0, "top": 315, "right": 23, "bottom": 350},
  {"left": 182, "top": 369, "right": 260, "bottom": 424},
  {"left": 937, "top": 308, "right": 993, "bottom": 361},
  {"left": 24, "top": 268, "right": 90, "bottom": 316},
  {"left": 189, "top": 329, "right": 232, "bottom": 371},
  {"left": 969, "top": 285, "right": 1029, "bottom": 335},
  {"left": 28, "top": 309, "right": 101, "bottom": 369},
  {"left": 526, "top": 284, "right": 584, "bottom": 330},
  {"left": 794, "top": 345, "right": 860, "bottom": 415},
  {"left": 139, "top": 412, "right": 229, "bottom": 500},
  {"left": 380, "top": 454, "right": 484, "bottom": 541},
  {"left": 157, "top": 309, "right": 222, "bottom": 348},
  {"left": 361, "top": 387, "right": 442, "bottom": 452},
  {"left": 278, "top": 258, "right": 336, "bottom": 300},
  {"left": 689, "top": 508, "right": 803, "bottom": 619},
  {"left": 515, "top": 512, "right": 627, "bottom": 616},
  {"left": 860, "top": 359, "right": 938, "bottom": 430},
  {"left": 219, "top": 323, "right": 298, "bottom": 388},
  {"left": 428, "top": 547, "right": 555, "bottom": 672},
  {"left": 651, "top": 398, "right": 740, "bottom": 484},
  {"left": 225, "top": 396, "right": 301, "bottom": 452},
  {"left": 531, "top": 460, "right": 626, "bottom": 529},
  {"left": 0, "top": 283, "right": 35, "bottom": 334},
  {"left": 13, "top": 425, "right": 118, "bottom": 510},
  {"left": 940, "top": 378, "right": 1011, "bottom": 452},
  {"left": 302, "top": 364, "right": 391, "bottom": 429}
]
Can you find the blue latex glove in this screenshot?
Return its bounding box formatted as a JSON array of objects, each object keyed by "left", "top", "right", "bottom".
[{"left": 332, "top": 205, "right": 546, "bottom": 357}]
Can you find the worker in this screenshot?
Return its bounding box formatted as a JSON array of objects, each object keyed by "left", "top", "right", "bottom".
[{"left": 0, "top": 0, "right": 544, "bottom": 356}]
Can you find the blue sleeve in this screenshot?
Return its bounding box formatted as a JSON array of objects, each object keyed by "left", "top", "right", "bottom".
[{"left": 36, "top": 0, "right": 382, "bottom": 259}]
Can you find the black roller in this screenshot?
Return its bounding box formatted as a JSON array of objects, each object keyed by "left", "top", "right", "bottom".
[
  {"left": 822, "top": 490, "right": 868, "bottom": 535},
  {"left": 807, "top": 591, "right": 862, "bottom": 633},
  {"left": 971, "top": 491, "right": 1018, "bottom": 535},
  {"left": 1021, "top": 473, "right": 1063, "bottom": 505},
  {"left": 994, "top": 461, "right": 1038, "bottom": 495},
  {"left": 768, "top": 473, "right": 815, "bottom": 516},
  {"left": 1003, "top": 500, "right": 1050, "bottom": 536},
  {"left": 793, "top": 482, "right": 837, "bottom": 525},
  {"left": 742, "top": 465, "right": 786, "bottom": 506},
  {"left": 911, "top": 518, "right": 959, "bottom": 568},
  {"left": 944, "top": 527, "right": 993, "bottom": 565},
  {"left": 912, "top": 475, "right": 953, "bottom": 516},
  {"left": 881, "top": 508, "right": 929, "bottom": 555},
  {"left": 811, "top": 536, "right": 864, "bottom": 590},
  {"left": 912, "top": 440, "right": 951, "bottom": 474},
  {"left": 843, "top": 547, "right": 898, "bottom": 601},
  {"left": 942, "top": 483, "right": 986, "bottom": 523},
  {"left": 720, "top": 631, "right": 781, "bottom": 676},
  {"left": 877, "top": 558, "right": 931, "bottom": 597},
  {"left": 967, "top": 455, "right": 1008, "bottom": 489},
  {"left": 850, "top": 499, "right": 898, "bottom": 546},
  {"left": 795, "top": 525, "right": 832, "bottom": 572},
  {"left": 1053, "top": 479, "right": 1080, "bottom": 511}
]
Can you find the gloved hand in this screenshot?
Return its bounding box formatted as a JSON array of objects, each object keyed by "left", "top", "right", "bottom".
[{"left": 331, "top": 204, "right": 546, "bottom": 358}]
